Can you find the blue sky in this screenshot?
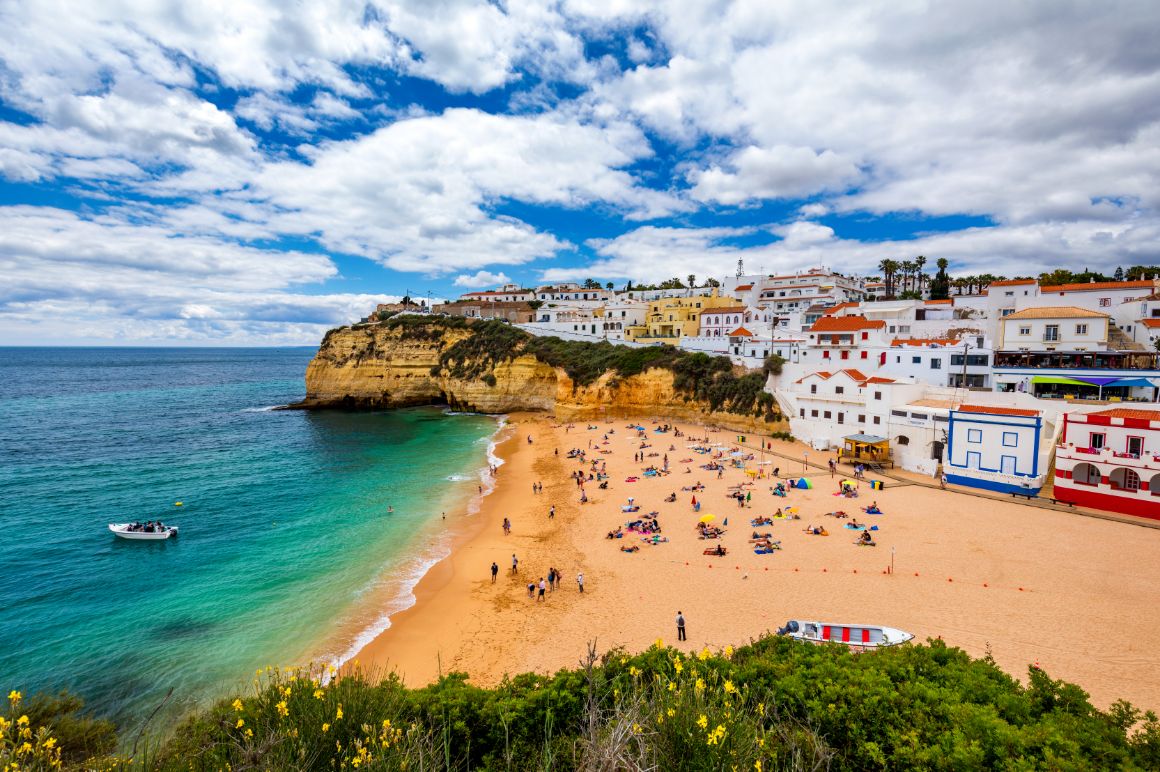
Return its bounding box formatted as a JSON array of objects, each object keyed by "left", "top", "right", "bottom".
[{"left": 1, "top": 0, "right": 1158, "bottom": 344}]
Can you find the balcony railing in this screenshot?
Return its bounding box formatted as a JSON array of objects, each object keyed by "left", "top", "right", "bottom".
[{"left": 995, "top": 350, "right": 1160, "bottom": 371}]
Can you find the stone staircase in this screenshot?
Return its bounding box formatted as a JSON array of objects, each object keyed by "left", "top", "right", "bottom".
[{"left": 1109, "top": 324, "right": 1147, "bottom": 351}]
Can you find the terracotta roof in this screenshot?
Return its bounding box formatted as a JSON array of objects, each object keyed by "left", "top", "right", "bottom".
[
  {"left": 734, "top": 284, "right": 753, "bottom": 291},
  {"left": 957, "top": 404, "right": 1040, "bottom": 417},
  {"left": 728, "top": 327, "right": 755, "bottom": 337},
  {"left": 822, "top": 302, "right": 860, "bottom": 316},
  {"left": 809, "top": 315, "right": 886, "bottom": 332},
  {"left": 701, "top": 307, "right": 748, "bottom": 315},
  {"left": 795, "top": 371, "right": 833, "bottom": 383},
  {"left": 862, "top": 376, "right": 895, "bottom": 385},
  {"left": 1040, "top": 280, "right": 1156, "bottom": 293},
  {"left": 890, "top": 337, "right": 959, "bottom": 347},
  {"left": 1142, "top": 319, "right": 1160, "bottom": 328},
  {"left": 924, "top": 298, "right": 953, "bottom": 305},
  {"left": 1002, "top": 306, "right": 1109, "bottom": 320},
  {"left": 1084, "top": 408, "right": 1160, "bottom": 421},
  {"left": 988, "top": 279, "right": 1037, "bottom": 287},
  {"left": 840, "top": 368, "right": 869, "bottom": 382}
]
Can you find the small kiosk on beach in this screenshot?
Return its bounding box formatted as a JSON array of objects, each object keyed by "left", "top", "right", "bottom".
[{"left": 839, "top": 434, "right": 893, "bottom": 468}]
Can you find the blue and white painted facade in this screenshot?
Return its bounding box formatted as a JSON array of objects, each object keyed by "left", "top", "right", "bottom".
[{"left": 946, "top": 406, "right": 1046, "bottom": 495}]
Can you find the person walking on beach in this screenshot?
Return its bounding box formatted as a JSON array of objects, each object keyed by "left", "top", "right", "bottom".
[
  {"left": 829, "top": 458, "right": 837, "bottom": 477},
  {"left": 676, "top": 611, "right": 686, "bottom": 641},
  {"left": 576, "top": 572, "right": 584, "bottom": 593},
  {"left": 502, "top": 517, "right": 511, "bottom": 535},
  {"left": 511, "top": 554, "right": 518, "bottom": 574},
  {"left": 549, "top": 505, "right": 555, "bottom": 519},
  {"left": 490, "top": 562, "right": 498, "bottom": 583},
  {"left": 537, "top": 578, "right": 546, "bottom": 601}
]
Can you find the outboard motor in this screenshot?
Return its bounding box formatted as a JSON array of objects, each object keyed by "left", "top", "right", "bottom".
[{"left": 776, "top": 620, "right": 800, "bottom": 636}]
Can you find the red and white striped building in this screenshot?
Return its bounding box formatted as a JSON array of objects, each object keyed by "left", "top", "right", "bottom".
[{"left": 1054, "top": 408, "right": 1160, "bottom": 520}]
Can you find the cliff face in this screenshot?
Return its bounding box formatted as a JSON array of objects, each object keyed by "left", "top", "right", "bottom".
[{"left": 296, "top": 323, "right": 787, "bottom": 434}]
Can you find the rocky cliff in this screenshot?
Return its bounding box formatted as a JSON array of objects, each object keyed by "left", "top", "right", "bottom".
[{"left": 293, "top": 319, "right": 788, "bottom": 435}]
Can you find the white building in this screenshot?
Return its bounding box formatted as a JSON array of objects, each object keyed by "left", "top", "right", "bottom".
[
  {"left": 699, "top": 306, "right": 751, "bottom": 337},
  {"left": 945, "top": 405, "right": 1046, "bottom": 494},
  {"left": 998, "top": 307, "right": 1110, "bottom": 351},
  {"left": 458, "top": 288, "right": 534, "bottom": 303},
  {"left": 1054, "top": 407, "right": 1160, "bottom": 520},
  {"left": 534, "top": 284, "right": 611, "bottom": 304}
]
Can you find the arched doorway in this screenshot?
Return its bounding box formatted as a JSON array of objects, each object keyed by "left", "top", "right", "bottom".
[
  {"left": 1071, "top": 462, "right": 1101, "bottom": 486},
  {"left": 1109, "top": 467, "right": 1141, "bottom": 492}
]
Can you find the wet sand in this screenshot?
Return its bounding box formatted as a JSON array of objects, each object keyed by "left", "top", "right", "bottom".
[{"left": 353, "top": 413, "right": 1160, "bottom": 710}]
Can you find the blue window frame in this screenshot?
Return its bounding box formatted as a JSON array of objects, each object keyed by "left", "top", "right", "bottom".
[
  {"left": 967, "top": 429, "right": 982, "bottom": 443},
  {"left": 1002, "top": 432, "right": 1018, "bottom": 447}
]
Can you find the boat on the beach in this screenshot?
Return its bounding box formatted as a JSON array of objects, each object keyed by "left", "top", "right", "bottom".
[
  {"left": 776, "top": 619, "right": 913, "bottom": 649},
  {"left": 108, "top": 523, "right": 179, "bottom": 540}
]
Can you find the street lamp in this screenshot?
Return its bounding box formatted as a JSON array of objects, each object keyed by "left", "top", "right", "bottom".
[{"left": 803, "top": 451, "right": 808, "bottom": 474}]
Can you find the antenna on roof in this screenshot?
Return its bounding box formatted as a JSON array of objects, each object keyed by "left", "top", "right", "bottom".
[{"left": 736, "top": 258, "right": 744, "bottom": 279}]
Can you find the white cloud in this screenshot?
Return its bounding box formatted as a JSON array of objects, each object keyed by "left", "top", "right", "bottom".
[
  {"left": 454, "top": 270, "right": 512, "bottom": 288},
  {"left": 690, "top": 145, "right": 859, "bottom": 204}
]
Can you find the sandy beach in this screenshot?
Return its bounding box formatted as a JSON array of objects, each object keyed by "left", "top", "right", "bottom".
[{"left": 354, "top": 412, "right": 1160, "bottom": 711}]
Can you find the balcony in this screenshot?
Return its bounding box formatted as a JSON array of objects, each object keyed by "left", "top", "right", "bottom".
[
  {"left": 1057, "top": 444, "right": 1160, "bottom": 471},
  {"left": 995, "top": 350, "right": 1160, "bottom": 371}
]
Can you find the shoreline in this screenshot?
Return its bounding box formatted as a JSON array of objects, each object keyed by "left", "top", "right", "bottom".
[{"left": 350, "top": 413, "right": 1160, "bottom": 711}]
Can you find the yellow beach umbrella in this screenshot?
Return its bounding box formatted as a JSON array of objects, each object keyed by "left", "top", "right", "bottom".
[
  {"left": 698, "top": 514, "right": 716, "bottom": 523},
  {"left": 841, "top": 479, "right": 857, "bottom": 487},
  {"left": 785, "top": 507, "right": 799, "bottom": 514}
]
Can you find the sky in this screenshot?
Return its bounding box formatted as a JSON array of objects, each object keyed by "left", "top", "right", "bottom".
[{"left": 1, "top": 1, "right": 1159, "bottom": 345}]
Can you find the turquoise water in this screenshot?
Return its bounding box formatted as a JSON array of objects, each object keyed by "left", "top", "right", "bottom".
[{"left": 0, "top": 347, "right": 499, "bottom": 730}]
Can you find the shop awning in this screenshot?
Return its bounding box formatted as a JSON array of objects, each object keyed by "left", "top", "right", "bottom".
[
  {"left": 1108, "top": 378, "right": 1156, "bottom": 388},
  {"left": 1030, "top": 376, "right": 1091, "bottom": 386}
]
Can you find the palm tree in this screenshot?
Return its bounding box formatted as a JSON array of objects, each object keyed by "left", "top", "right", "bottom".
[
  {"left": 878, "top": 259, "right": 898, "bottom": 298},
  {"left": 900, "top": 260, "right": 916, "bottom": 294},
  {"left": 915, "top": 255, "right": 927, "bottom": 295}
]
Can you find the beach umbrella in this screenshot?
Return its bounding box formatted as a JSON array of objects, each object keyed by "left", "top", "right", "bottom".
[
  {"left": 795, "top": 477, "right": 813, "bottom": 489},
  {"left": 691, "top": 495, "right": 697, "bottom": 506},
  {"left": 785, "top": 507, "right": 799, "bottom": 514},
  {"left": 699, "top": 514, "right": 715, "bottom": 523},
  {"left": 841, "top": 479, "right": 857, "bottom": 487}
]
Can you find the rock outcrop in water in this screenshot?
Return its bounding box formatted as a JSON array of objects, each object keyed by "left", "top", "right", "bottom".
[{"left": 293, "top": 317, "right": 788, "bottom": 435}]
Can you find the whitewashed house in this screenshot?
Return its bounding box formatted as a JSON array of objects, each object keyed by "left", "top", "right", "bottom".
[{"left": 945, "top": 405, "right": 1046, "bottom": 494}]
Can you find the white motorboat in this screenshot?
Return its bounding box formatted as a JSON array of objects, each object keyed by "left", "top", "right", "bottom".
[
  {"left": 776, "top": 619, "right": 913, "bottom": 649},
  {"left": 109, "top": 523, "right": 179, "bottom": 540}
]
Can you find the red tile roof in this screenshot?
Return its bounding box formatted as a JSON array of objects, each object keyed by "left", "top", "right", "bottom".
[
  {"left": 862, "top": 376, "right": 895, "bottom": 385},
  {"left": 809, "top": 315, "right": 886, "bottom": 332},
  {"left": 728, "top": 327, "right": 754, "bottom": 337},
  {"left": 734, "top": 284, "right": 753, "bottom": 291},
  {"left": 1142, "top": 319, "right": 1160, "bottom": 328},
  {"left": 1040, "top": 280, "right": 1156, "bottom": 293},
  {"left": 957, "top": 404, "right": 1040, "bottom": 417},
  {"left": 988, "top": 279, "right": 1037, "bottom": 287},
  {"left": 822, "top": 302, "right": 860, "bottom": 316},
  {"left": 1085, "top": 408, "right": 1160, "bottom": 421},
  {"left": 795, "top": 371, "right": 833, "bottom": 383},
  {"left": 840, "top": 368, "right": 868, "bottom": 382}
]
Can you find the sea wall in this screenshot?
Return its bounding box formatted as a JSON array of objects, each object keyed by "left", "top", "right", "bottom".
[{"left": 295, "top": 322, "right": 788, "bottom": 435}]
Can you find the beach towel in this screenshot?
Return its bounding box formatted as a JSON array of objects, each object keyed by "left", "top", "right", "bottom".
[{"left": 844, "top": 524, "right": 866, "bottom": 531}]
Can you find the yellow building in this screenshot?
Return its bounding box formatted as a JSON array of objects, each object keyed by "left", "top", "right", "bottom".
[{"left": 624, "top": 290, "right": 739, "bottom": 343}]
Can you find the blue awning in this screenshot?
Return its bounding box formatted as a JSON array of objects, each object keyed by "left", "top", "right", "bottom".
[{"left": 1109, "top": 378, "right": 1156, "bottom": 388}]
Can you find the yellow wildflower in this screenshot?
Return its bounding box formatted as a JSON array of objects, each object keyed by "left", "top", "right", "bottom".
[
  {"left": 275, "top": 700, "right": 289, "bottom": 717},
  {"left": 235, "top": 719, "right": 245, "bottom": 729},
  {"left": 695, "top": 677, "right": 705, "bottom": 691},
  {"left": 706, "top": 724, "right": 727, "bottom": 746},
  {"left": 757, "top": 702, "right": 765, "bottom": 716},
  {"left": 724, "top": 645, "right": 734, "bottom": 659},
  {"left": 322, "top": 723, "right": 331, "bottom": 733},
  {"left": 629, "top": 666, "right": 640, "bottom": 677},
  {"left": 336, "top": 704, "right": 344, "bottom": 720},
  {"left": 668, "top": 681, "right": 676, "bottom": 692},
  {"left": 244, "top": 728, "right": 253, "bottom": 738},
  {"left": 755, "top": 761, "right": 762, "bottom": 772},
  {"left": 232, "top": 698, "right": 244, "bottom": 712},
  {"left": 7, "top": 691, "right": 20, "bottom": 703},
  {"left": 724, "top": 680, "right": 736, "bottom": 695},
  {"left": 654, "top": 638, "right": 664, "bottom": 648},
  {"left": 667, "top": 708, "right": 675, "bottom": 717},
  {"left": 631, "top": 723, "right": 642, "bottom": 735},
  {"left": 19, "top": 742, "right": 32, "bottom": 754},
  {"left": 696, "top": 714, "right": 708, "bottom": 730},
  {"left": 43, "top": 737, "right": 56, "bottom": 750},
  {"left": 698, "top": 647, "right": 710, "bottom": 661},
  {"left": 620, "top": 657, "right": 627, "bottom": 665},
  {"left": 673, "top": 659, "right": 683, "bottom": 675},
  {"left": 314, "top": 689, "right": 325, "bottom": 700},
  {"left": 16, "top": 716, "right": 29, "bottom": 726}
]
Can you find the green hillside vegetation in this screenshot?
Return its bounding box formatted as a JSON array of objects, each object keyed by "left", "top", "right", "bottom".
[
  {"left": 381, "top": 316, "right": 781, "bottom": 418},
  {"left": 7, "top": 636, "right": 1158, "bottom": 770}
]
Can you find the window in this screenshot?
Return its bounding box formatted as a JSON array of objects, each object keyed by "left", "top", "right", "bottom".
[
  {"left": 1127, "top": 436, "right": 1143, "bottom": 457},
  {"left": 1001, "top": 309, "right": 1014, "bottom": 316},
  {"left": 837, "top": 413, "right": 844, "bottom": 424},
  {"left": 835, "top": 386, "right": 845, "bottom": 394},
  {"left": 1099, "top": 298, "right": 1111, "bottom": 307},
  {"left": 811, "top": 410, "right": 818, "bottom": 418},
  {"left": 1089, "top": 432, "right": 1105, "bottom": 449},
  {"left": 1018, "top": 326, "right": 1031, "bottom": 335},
  {"left": 896, "top": 356, "right": 901, "bottom": 363},
  {"left": 840, "top": 350, "right": 849, "bottom": 360},
  {"left": 967, "top": 429, "right": 982, "bottom": 443},
  {"left": 858, "top": 414, "right": 865, "bottom": 423},
  {"left": 823, "top": 411, "right": 832, "bottom": 419},
  {"left": 891, "top": 410, "right": 908, "bottom": 417},
  {"left": 1110, "top": 468, "right": 1140, "bottom": 491},
  {"left": 912, "top": 356, "right": 921, "bottom": 364},
  {"left": 873, "top": 416, "right": 881, "bottom": 425},
  {"left": 823, "top": 350, "right": 830, "bottom": 359},
  {"left": 861, "top": 332, "right": 869, "bottom": 340},
  {"left": 1005, "top": 291, "right": 1014, "bottom": 297},
  {"left": 861, "top": 351, "right": 868, "bottom": 359},
  {"left": 910, "top": 413, "right": 928, "bottom": 420},
  {"left": 874, "top": 391, "right": 882, "bottom": 400},
  {"left": 800, "top": 409, "right": 805, "bottom": 418},
  {"left": 1044, "top": 325, "right": 1059, "bottom": 341},
  {"left": 1002, "top": 432, "right": 1018, "bottom": 447},
  {"left": 810, "top": 384, "right": 817, "bottom": 394},
  {"left": 930, "top": 359, "right": 941, "bottom": 369},
  {"left": 1075, "top": 324, "right": 1088, "bottom": 335}
]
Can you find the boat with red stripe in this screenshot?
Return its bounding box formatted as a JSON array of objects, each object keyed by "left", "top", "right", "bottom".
[{"left": 776, "top": 620, "right": 913, "bottom": 648}]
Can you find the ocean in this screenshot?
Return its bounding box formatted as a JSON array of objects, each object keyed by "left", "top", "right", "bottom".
[{"left": 0, "top": 347, "right": 500, "bottom": 731}]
